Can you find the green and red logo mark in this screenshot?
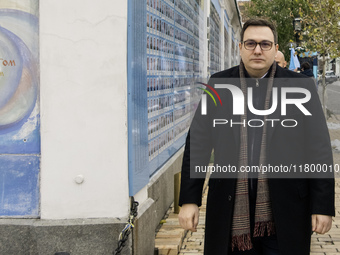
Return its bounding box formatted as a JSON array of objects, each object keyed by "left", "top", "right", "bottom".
[{"left": 197, "top": 82, "right": 222, "bottom": 115}]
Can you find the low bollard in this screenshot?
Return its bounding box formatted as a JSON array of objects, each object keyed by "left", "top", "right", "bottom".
[{"left": 174, "top": 172, "right": 181, "bottom": 214}]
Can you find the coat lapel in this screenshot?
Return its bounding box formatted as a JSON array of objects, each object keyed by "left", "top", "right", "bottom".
[
  {"left": 232, "top": 114, "right": 241, "bottom": 154},
  {"left": 218, "top": 66, "right": 288, "bottom": 153},
  {"left": 229, "top": 67, "right": 241, "bottom": 152},
  {"left": 267, "top": 74, "right": 287, "bottom": 143},
  {"left": 228, "top": 66, "right": 286, "bottom": 150}
]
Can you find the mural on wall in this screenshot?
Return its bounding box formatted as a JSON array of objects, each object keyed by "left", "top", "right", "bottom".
[{"left": 0, "top": 1, "right": 40, "bottom": 216}]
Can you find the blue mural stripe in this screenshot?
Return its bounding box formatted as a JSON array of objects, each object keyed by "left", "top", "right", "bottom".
[{"left": 0, "top": 155, "right": 40, "bottom": 217}]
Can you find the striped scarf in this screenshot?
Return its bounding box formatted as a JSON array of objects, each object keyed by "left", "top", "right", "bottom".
[{"left": 231, "top": 61, "right": 276, "bottom": 251}]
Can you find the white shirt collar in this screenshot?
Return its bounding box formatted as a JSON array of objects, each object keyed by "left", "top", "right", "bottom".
[{"left": 259, "top": 72, "right": 268, "bottom": 79}]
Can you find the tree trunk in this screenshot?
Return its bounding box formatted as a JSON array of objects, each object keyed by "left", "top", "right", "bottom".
[{"left": 321, "top": 54, "right": 327, "bottom": 118}]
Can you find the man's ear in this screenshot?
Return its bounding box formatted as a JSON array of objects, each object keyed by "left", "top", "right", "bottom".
[{"left": 239, "top": 42, "right": 242, "bottom": 55}]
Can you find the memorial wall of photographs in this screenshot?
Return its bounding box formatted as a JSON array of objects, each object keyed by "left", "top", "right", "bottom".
[
  {"left": 146, "top": 0, "right": 204, "bottom": 176},
  {"left": 209, "top": 1, "right": 221, "bottom": 75},
  {"left": 129, "top": 0, "right": 241, "bottom": 194}
]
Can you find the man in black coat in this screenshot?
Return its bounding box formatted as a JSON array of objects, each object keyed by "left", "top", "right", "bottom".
[
  {"left": 274, "top": 50, "right": 287, "bottom": 68},
  {"left": 300, "top": 62, "right": 314, "bottom": 77},
  {"left": 178, "top": 19, "right": 334, "bottom": 255}
]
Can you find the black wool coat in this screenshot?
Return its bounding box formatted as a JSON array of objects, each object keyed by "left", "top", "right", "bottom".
[{"left": 179, "top": 63, "right": 335, "bottom": 255}]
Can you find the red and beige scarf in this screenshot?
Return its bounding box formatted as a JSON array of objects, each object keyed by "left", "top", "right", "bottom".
[{"left": 231, "top": 61, "right": 277, "bottom": 251}]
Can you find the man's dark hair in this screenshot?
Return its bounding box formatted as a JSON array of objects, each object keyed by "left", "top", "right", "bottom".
[
  {"left": 301, "top": 62, "right": 311, "bottom": 70},
  {"left": 241, "top": 19, "right": 278, "bottom": 44}
]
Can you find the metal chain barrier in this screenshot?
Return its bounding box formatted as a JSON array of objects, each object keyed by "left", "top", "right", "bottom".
[{"left": 113, "top": 197, "right": 139, "bottom": 255}]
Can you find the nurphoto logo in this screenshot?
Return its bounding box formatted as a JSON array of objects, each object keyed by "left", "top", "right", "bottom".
[{"left": 198, "top": 82, "right": 312, "bottom": 128}]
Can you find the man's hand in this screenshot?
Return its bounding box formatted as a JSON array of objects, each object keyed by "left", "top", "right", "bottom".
[
  {"left": 178, "top": 203, "right": 199, "bottom": 232},
  {"left": 312, "top": 214, "right": 332, "bottom": 234}
]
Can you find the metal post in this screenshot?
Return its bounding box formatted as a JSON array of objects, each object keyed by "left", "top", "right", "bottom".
[{"left": 174, "top": 172, "right": 181, "bottom": 214}]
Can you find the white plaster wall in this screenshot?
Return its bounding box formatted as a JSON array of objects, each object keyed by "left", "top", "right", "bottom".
[
  {"left": 134, "top": 185, "right": 148, "bottom": 206},
  {"left": 336, "top": 58, "right": 340, "bottom": 75},
  {"left": 40, "top": 1, "right": 130, "bottom": 219}
]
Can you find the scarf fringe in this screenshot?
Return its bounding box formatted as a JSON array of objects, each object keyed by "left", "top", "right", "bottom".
[
  {"left": 253, "top": 221, "right": 276, "bottom": 237},
  {"left": 231, "top": 233, "right": 253, "bottom": 251}
]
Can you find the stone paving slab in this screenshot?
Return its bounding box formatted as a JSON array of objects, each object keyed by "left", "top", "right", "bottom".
[{"left": 155, "top": 180, "right": 208, "bottom": 255}]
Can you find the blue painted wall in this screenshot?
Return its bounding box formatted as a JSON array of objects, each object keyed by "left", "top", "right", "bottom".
[{"left": 0, "top": 5, "right": 40, "bottom": 217}]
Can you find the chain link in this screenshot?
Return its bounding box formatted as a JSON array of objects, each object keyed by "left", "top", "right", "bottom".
[{"left": 113, "top": 197, "right": 139, "bottom": 255}]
